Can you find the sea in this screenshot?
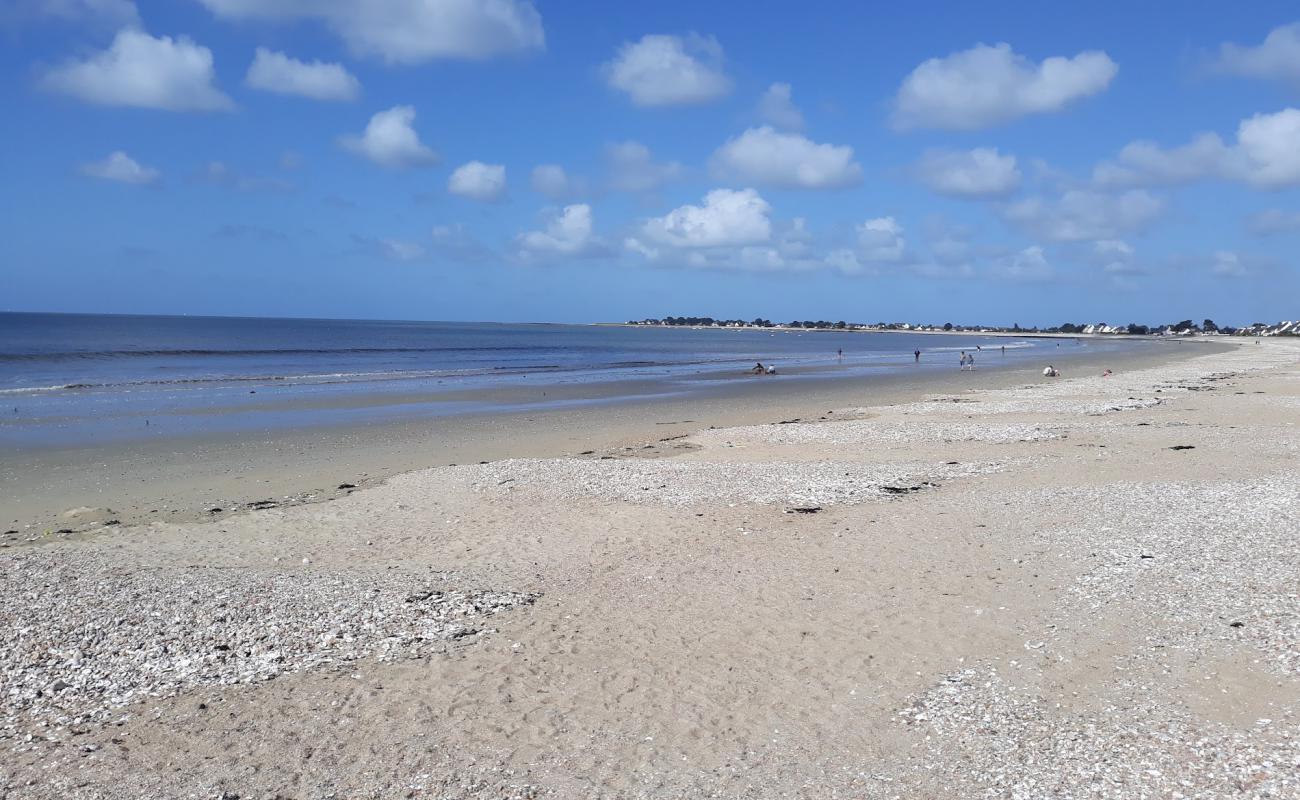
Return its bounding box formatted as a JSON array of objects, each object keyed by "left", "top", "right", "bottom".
[{"left": 0, "top": 312, "right": 1146, "bottom": 449}]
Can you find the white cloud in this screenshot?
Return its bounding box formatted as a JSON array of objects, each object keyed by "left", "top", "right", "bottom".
[
  {"left": 629, "top": 218, "right": 821, "bottom": 274},
  {"left": 518, "top": 204, "right": 600, "bottom": 257},
  {"left": 915, "top": 147, "right": 1021, "bottom": 198},
  {"left": 824, "top": 248, "right": 864, "bottom": 275},
  {"left": 448, "top": 161, "right": 506, "bottom": 201},
  {"left": 757, "top": 82, "right": 804, "bottom": 131},
  {"left": 79, "top": 150, "right": 159, "bottom": 184},
  {"left": 197, "top": 0, "right": 544, "bottom": 63},
  {"left": 1212, "top": 250, "right": 1246, "bottom": 277},
  {"left": 602, "top": 33, "right": 731, "bottom": 107},
  {"left": 1093, "top": 239, "right": 1143, "bottom": 276},
  {"left": 710, "top": 126, "right": 861, "bottom": 189},
  {"left": 379, "top": 238, "right": 427, "bottom": 261},
  {"left": 340, "top": 105, "right": 438, "bottom": 168},
  {"left": 1092, "top": 134, "right": 1230, "bottom": 186},
  {"left": 1236, "top": 109, "right": 1300, "bottom": 187},
  {"left": 892, "top": 42, "right": 1117, "bottom": 130},
  {"left": 994, "top": 245, "right": 1053, "bottom": 281},
  {"left": 1215, "top": 22, "right": 1300, "bottom": 85},
  {"left": 640, "top": 188, "right": 772, "bottom": 248},
  {"left": 856, "top": 217, "right": 906, "bottom": 262},
  {"left": 245, "top": 47, "right": 360, "bottom": 101},
  {"left": 1247, "top": 208, "right": 1300, "bottom": 235},
  {"left": 1094, "top": 238, "right": 1134, "bottom": 261},
  {"left": 1093, "top": 109, "right": 1300, "bottom": 189},
  {"left": 40, "top": 28, "right": 232, "bottom": 111},
  {"left": 1003, "top": 189, "right": 1165, "bottom": 242},
  {"left": 530, "top": 164, "right": 579, "bottom": 199},
  {"left": 353, "top": 233, "right": 427, "bottom": 261},
  {"left": 4, "top": 0, "right": 138, "bottom": 27},
  {"left": 606, "top": 141, "right": 682, "bottom": 192}
]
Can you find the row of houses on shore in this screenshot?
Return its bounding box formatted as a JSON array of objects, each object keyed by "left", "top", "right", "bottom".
[{"left": 627, "top": 318, "right": 1299, "bottom": 336}]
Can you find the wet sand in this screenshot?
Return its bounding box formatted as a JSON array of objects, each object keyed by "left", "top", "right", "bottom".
[{"left": 4, "top": 338, "right": 1211, "bottom": 537}]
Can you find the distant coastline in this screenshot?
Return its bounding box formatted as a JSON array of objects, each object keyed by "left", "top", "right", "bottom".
[{"left": 610, "top": 317, "right": 1299, "bottom": 337}]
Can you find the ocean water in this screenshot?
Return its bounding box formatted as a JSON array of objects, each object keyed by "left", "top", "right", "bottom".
[{"left": 0, "top": 313, "right": 1139, "bottom": 448}]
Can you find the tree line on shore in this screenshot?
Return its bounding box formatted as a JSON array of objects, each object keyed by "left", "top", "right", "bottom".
[{"left": 626, "top": 317, "right": 1298, "bottom": 336}]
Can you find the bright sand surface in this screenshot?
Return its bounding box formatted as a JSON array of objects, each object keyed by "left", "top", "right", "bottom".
[{"left": 2, "top": 337, "right": 1299, "bottom": 798}]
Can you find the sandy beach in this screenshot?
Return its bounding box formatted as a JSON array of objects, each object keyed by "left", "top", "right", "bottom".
[{"left": 2, "top": 338, "right": 1298, "bottom": 799}]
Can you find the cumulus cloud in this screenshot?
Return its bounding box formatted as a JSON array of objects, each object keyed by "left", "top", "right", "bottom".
[
  {"left": 710, "top": 126, "right": 861, "bottom": 189},
  {"left": 856, "top": 217, "right": 906, "bottom": 262},
  {"left": 892, "top": 42, "right": 1117, "bottom": 130},
  {"left": 1247, "top": 208, "right": 1300, "bottom": 236},
  {"left": 603, "top": 33, "right": 731, "bottom": 107},
  {"left": 340, "top": 105, "right": 438, "bottom": 168},
  {"left": 993, "top": 245, "right": 1053, "bottom": 281},
  {"left": 448, "top": 161, "right": 506, "bottom": 201},
  {"left": 40, "top": 28, "right": 232, "bottom": 111},
  {"left": 757, "top": 82, "right": 804, "bottom": 131},
  {"left": 629, "top": 217, "right": 821, "bottom": 273},
  {"left": 606, "top": 141, "right": 683, "bottom": 192},
  {"left": 1003, "top": 189, "right": 1165, "bottom": 242},
  {"left": 915, "top": 147, "right": 1021, "bottom": 198},
  {"left": 245, "top": 47, "right": 360, "bottom": 101},
  {"left": 518, "top": 204, "right": 601, "bottom": 257},
  {"left": 197, "top": 0, "right": 543, "bottom": 63},
  {"left": 639, "top": 188, "right": 772, "bottom": 248},
  {"left": 79, "top": 151, "right": 159, "bottom": 184},
  {"left": 1093, "top": 108, "right": 1300, "bottom": 189},
  {"left": 1215, "top": 22, "right": 1300, "bottom": 86},
  {"left": 1091, "top": 238, "right": 1135, "bottom": 272},
  {"left": 530, "top": 164, "right": 581, "bottom": 200}
]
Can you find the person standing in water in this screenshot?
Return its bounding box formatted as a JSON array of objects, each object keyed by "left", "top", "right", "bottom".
[{"left": 914, "top": 349, "right": 921, "bottom": 363}]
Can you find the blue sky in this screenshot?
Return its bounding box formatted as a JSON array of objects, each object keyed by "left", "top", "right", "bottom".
[{"left": 2, "top": 0, "right": 1299, "bottom": 326}]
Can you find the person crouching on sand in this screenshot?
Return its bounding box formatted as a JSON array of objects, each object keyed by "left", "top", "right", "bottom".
[
  {"left": 751, "top": 362, "right": 765, "bottom": 375},
  {"left": 1043, "top": 365, "right": 1059, "bottom": 377}
]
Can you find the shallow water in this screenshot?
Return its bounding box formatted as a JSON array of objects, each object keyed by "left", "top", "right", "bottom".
[{"left": 0, "top": 313, "right": 1147, "bottom": 448}]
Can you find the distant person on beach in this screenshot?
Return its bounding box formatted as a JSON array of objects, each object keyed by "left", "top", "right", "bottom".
[
  {"left": 914, "top": 349, "right": 921, "bottom": 363},
  {"left": 751, "top": 362, "right": 765, "bottom": 375},
  {"left": 1043, "top": 365, "right": 1059, "bottom": 377},
  {"left": 959, "top": 351, "right": 966, "bottom": 369},
  {"left": 837, "top": 348, "right": 843, "bottom": 360},
  {"left": 1103, "top": 369, "right": 1113, "bottom": 377},
  {"left": 766, "top": 364, "right": 777, "bottom": 375},
  {"left": 1001, "top": 345, "right": 1005, "bottom": 355}
]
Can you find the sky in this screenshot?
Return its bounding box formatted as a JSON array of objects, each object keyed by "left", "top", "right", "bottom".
[{"left": 2, "top": 0, "right": 1299, "bottom": 327}]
